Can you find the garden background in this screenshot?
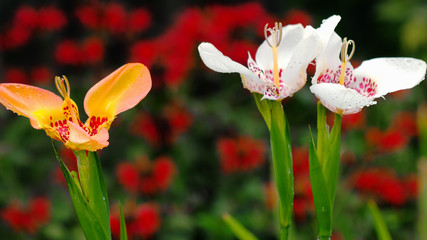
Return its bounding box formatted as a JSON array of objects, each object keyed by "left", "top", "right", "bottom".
[{"left": 0, "top": 0, "right": 426, "bottom": 239}]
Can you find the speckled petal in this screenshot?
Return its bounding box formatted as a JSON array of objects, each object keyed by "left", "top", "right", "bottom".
[
  {"left": 310, "top": 83, "right": 376, "bottom": 114},
  {"left": 353, "top": 58, "right": 427, "bottom": 98},
  {"left": 66, "top": 121, "right": 109, "bottom": 151}
]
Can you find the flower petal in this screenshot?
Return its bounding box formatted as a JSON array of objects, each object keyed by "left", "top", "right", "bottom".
[
  {"left": 255, "top": 24, "right": 304, "bottom": 71},
  {"left": 313, "top": 32, "right": 342, "bottom": 83},
  {"left": 281, "top": 26, "right": 321, "bottom": 95},
  {"left": 353, "top": 58, "right": 427, "bottom": 98},
  {"left": 0, "top": 83, "right": 63, "bottom": 128},
  {"left": 84, "top": 63, "right": 152, "bottom": 129},
  {"left": 313, "top": 15, "right": 342, "bottom": 85},
  {"left": 316, "top": 15, "right": 341, "bottom": 47},
  {"left": 310, "top": 83, "right": 376, "bottom": 114},
  {"left": 66, "top": 121, "right": 109, "bottom": 151},
  {"left": 244, "top": 53, "right": 268, "bottom": 93},
  {"left": 198, "top": 42, "right": 256, "bottom": 77}
]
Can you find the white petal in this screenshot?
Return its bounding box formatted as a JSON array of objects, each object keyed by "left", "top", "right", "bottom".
[
  {"left": 313, "top": 32, "right": 342, "bottom": 84},
  {"left": 255, "top": 24, "right": 304, "bottom": 71},
  {"left": 310, "top": 83, "right": 376, "bottom": 114},
  {"left": 354, "top": 58, "right": 427, "bottom": 98},
  {"left": 244, "top": 53, "right": 268, "bottom": 94},
  {"left": 281, "top": 26, "right": 321, "bottom": 93},
  {"left": 198, "top": 42, "right": 255, "bottom": 77},
  {"left": 316, "top": 15, "right": 341, "bottom": 47}
]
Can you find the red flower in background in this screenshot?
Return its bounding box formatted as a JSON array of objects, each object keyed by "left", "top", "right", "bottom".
[
  {"left": 391, "top": 111, "right": 417, "bottom": 137},
  {"left": 13, "top": 6, "right": 38, "bottom": 30},
  {"left": 129, "top": 41, "right": 159, "bottom": 69},
  {"left": 55, "top": 37, "right": 105, "bottom": 65},
  {"left": 75, "top": 5, "right": 100, "bottom": 29},
  {"left": 116, "top": 162, "right": 140, "bottom": 193},
  {"left": 102, "top": 3, "right": 127, "bottom": 34},
  {"left": 217, "top": 136, "right": 266, "bottom": 174},
  {"left": 111, "top": 202, "right": 160, "bottom": 239},
  {"left": 379, "top": 130, "right": 408, "bottom": 152},
  {"left": 351, "top": 168, "right": 417, "bottom": 206},
  {"left": 1, "top": 197, "right": 51, "bottom": 234},
  {"left": 116, "top": 156, "right": 176, "bottom": 196},
  {"left": 55, "top": 40, "right": 81, "bottom": 65},
  {"left": 30, "top": 66, "right": 52, "bottom": 84},
  {"left": 341, "top": 111, "right": 366, "bottom": 131},
  {"left": 130, "top": 103, "right": 193, "bottom": 146},
  {"left": 163, "top": 101, "right": 193, "bottom": 144},
  {"left": 3, "top": 25, "right": 31, "bottom": 49},
  {"left": 130, "top": 112, "right": 161, "bottom": 147},
  {"left": 37, "top": 6, "right": 67, "bottom": 31},
  {"left": 128, "top": 8, "right": 151, "bottom": 34},
  {"left": 81, "top": 37, "right": 105, "bottom": 64},
  {"left": 131, "top": 204, "right": 160, "bottom": 238},
  {"left": 4, "top": 68, "right": 28, "bottom": 84}
]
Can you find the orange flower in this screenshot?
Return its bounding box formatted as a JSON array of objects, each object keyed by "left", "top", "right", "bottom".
[{"left": 0, "top": 63, "right": 151, "bottom": 151}]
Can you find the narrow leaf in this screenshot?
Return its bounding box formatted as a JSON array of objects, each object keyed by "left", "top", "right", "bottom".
[
  {"left": 120, "top": 202, "right": 128, "bottom": 240},
  {"left": 316, "top": 102, "right": 328, "bottom": 165},
  {"left": 322, "top": 113, "right": 342, "bottom": 206},
  {"left": 223, "top": 213, "right": 258, "bottom": 240},
  {"left": 253, "top": 93, "right": 271, "bottom": 130},
  {"left": 308, "top": 129, "right": 332, "bottom": 238},
  {"left": 367, "top": 200, "right": 392, "bottom": 240},
  {"left": 88, "top": 151, "right": 111, "bottom": 238},
  {"left": 269, "top": 100, "right": 293, "bottom": 229},
  {"left": 52, "top": 142, "right": 110, "bottom": 240}
]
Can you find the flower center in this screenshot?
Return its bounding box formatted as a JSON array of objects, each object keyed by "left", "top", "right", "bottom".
[
  {"left": 264, "top": 22, "right": 283, "bottom": 89},
  {"left": 339, "top": 37, "right": 355, "bottom": 85}
]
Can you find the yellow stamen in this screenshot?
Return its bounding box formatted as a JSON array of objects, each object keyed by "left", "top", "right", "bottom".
[
  {"left": 55, "top": 75, "right": 70, "bottom": 99},
  {"left": 55, "top": 75, "right": 79, "bottom": 124},
  {"left": 339, "top": 37, "right": 356, "bottom": 85},
  {"left": 264, "top": 22, "right": 283, "bottom": 89}
]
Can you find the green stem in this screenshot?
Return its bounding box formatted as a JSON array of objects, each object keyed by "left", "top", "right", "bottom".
[
  {"left": 280, "top": 224, "right": 290, "bottom": 240},
  {"left": 74, "top": 150, "right": 90, "bottom": 199},
  {"left": 268, "top": 100, "right": 293, "bottom": 240},
  {"left": 316, "top": 102, "right": 327, "bottom": 165}
]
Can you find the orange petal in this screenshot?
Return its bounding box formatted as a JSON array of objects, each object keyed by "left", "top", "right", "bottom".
[
  {"left": 0, "top": 84, "right": 63, "bottom": 129},
  {"left": 84, "top": 63, "right": 152, "bottom": 123},
  {"left": 66, "top": 121, "right": 109, "bottom": 151}
]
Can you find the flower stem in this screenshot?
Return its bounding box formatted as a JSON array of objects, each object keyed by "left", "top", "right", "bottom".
[
  {"left": 268, "top": 100, "right": 293, "bottom": 240},
  {"left": 74, "top": 150, "right": 90, "bottom": 199}
]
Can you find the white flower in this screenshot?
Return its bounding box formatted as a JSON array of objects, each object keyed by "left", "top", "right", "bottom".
[
  {"left": 310, "top": 15, "right": 427, "bottom": 114},
  {"left": 198, "top": 22, "right": 321, "bottom": 100}
]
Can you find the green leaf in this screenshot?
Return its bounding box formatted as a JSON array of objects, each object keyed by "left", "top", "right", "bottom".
[
  {"left": 253, "top": 93, "right": 271, "bottom": 130},
  {"left": 52, "top": 142, "right": 111, "bottom": 240},
  {"left": 308, "top": 129, "right": 332, "bottom": 238},
  {"left": 222, "top": 213, "right": 258, "bottom": 240},
  {"left": 268, "top": 100, "right": 293, "bottom": 232},
  {"left": 367, "top": 200, "right": 392, "bottom": 240},
  {"left": 120, "top": 202, "right": 128, "bottom": 240},
  {"left": 322, "top": 113, "right": 342, "bottom": 206},
  {"left": 316, "top": 102, "right": 328, "bottom": 165},
  {"left": 87, "top": 151, "right": 111, "bottom": 238}
]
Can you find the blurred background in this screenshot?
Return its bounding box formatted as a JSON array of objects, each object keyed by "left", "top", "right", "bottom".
[{"left": 0, "top": 0, "right": 426, "bottom": 239}]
